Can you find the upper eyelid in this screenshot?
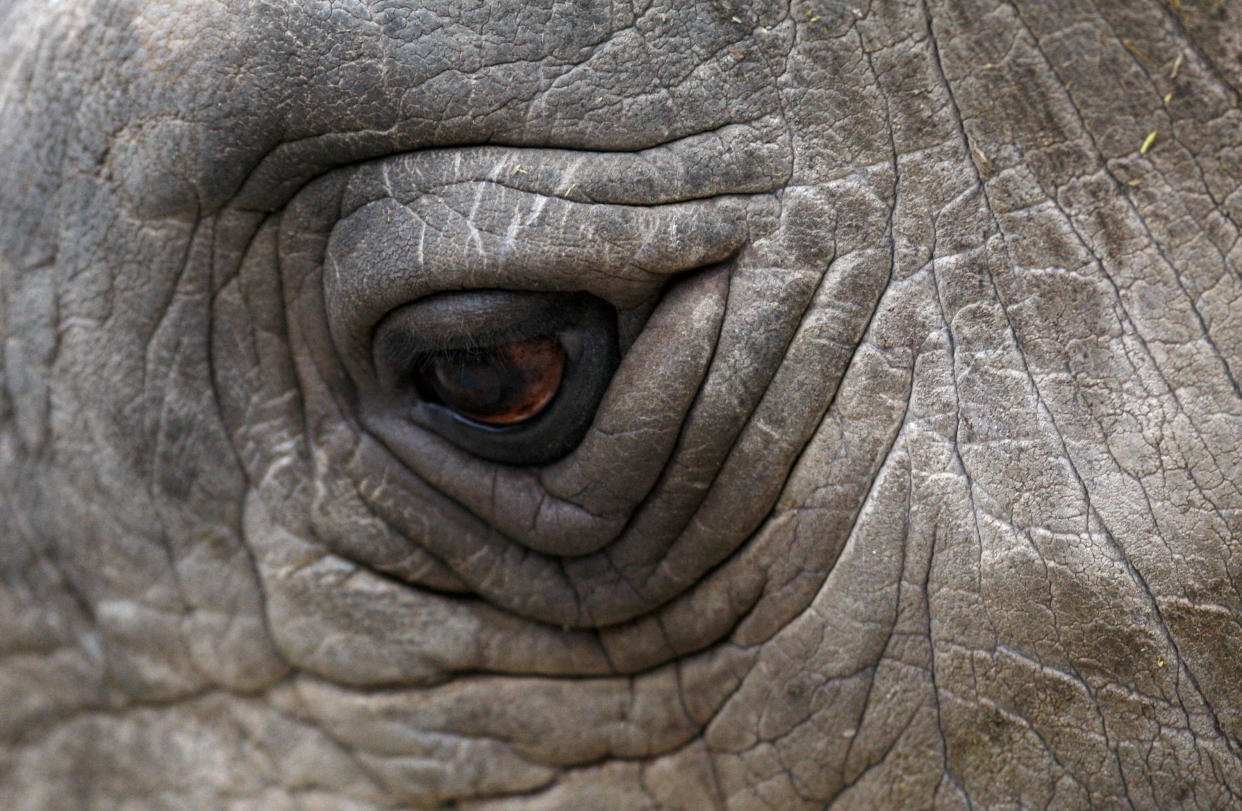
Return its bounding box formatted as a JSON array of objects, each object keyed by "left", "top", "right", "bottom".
[
  {"left": 413, "top": 324, "right": 559, "bottom": 357},
  {"left": 374, "top": 300, "right": 574, "bottom": 365}
]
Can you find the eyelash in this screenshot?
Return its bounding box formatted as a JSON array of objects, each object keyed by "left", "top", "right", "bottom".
[{"left": 416, "top": 326, "right": 555, "bottom": 359}]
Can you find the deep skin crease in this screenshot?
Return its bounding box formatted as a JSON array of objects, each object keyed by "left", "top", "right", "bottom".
[{"left": 2, "top": 0, "right": 1242, "bottom": 808}]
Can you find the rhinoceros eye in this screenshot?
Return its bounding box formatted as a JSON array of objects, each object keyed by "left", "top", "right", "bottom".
[
  {"left": 369, "top": 290, "right": 618, "bottom": 466},
  {"left": 414, "top": 336, "right": 565, "bottom": 426}
]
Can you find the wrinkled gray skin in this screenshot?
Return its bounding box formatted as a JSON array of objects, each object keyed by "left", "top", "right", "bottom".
[{"left": 2, "top": 0, "right": 1241, "bottom": 807}]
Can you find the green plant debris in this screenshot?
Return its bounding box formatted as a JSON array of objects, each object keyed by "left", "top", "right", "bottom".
[
  {"left": 511, "top": 164, "right": 528, "bottom": 176},
  {"left": 1140, "top": 130, "right": 1158, "bottom": 154},
  {"left": 1164, "top": 90, "right": 1174, "bottom": 104},
  {"left": 1170, "top": 52, "right": 1183, "bottom": 80},
  {"left": 731, "top": 16, "right": 742, "bottom": 23}
]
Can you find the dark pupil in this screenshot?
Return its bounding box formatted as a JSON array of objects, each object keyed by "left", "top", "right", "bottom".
[{"left": 415, "top": 336, "right": 566, "bottom": 425}]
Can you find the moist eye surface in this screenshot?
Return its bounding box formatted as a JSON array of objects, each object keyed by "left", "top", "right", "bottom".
[
  {"left": 413, "top": 335, "right": 566, "bottom": 426},
  {"left": 365, "top": 289, "right": 619, "bottom": 466}
]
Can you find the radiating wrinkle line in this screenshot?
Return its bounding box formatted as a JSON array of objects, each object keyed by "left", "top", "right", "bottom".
[{"left": 931, "top": 0, "right": 1242, "bottom": 789}]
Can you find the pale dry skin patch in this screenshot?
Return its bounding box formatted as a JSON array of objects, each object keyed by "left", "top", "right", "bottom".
[{"left": 0, "top": 0, "right": 1240, "bottom": 808}]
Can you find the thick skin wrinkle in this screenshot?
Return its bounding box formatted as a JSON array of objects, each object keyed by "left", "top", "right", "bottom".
[{"left": 1, "top": 0, "right": 1241, "bottom": 808}]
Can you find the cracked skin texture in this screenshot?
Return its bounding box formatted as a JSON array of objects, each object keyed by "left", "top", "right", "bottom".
[{"left": 1, "top": 0, "right": 1241, "bottom": 807}]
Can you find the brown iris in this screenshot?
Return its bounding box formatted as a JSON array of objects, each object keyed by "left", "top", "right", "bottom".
[{"left": 414, "top": 336, "right": 566, "bottom": 425}]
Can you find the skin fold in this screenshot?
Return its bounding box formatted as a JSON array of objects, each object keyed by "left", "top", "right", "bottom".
[{"left": 1, "top": 0, "right": 1240, "bottom": 807}]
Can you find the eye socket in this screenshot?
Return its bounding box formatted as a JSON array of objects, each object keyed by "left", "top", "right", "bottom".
[
  {"left": 414, "top": 336, "right": 566, "bottom": 426},
  {"left": 366, "top": 290, "right": 619, "bottom": 466}
]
